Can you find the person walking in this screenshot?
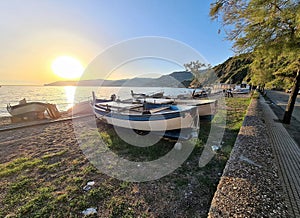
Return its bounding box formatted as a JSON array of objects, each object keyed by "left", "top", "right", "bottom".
[{"left": 227, "top": 88, "right": 233, "bottom": 97}]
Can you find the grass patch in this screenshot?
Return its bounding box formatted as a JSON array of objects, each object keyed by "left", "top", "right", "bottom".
[
  {"left": 0, "top": 157, "right": 42, "bottom": 177},
  {"left": 251, "top": 90, "right": 260, "bottom": 99},
  {"left": 107, "top": 196, "right": 136, "bottom": 218},
  {"left": 41, "top": 149, "right": 67, "bottom": 160}
]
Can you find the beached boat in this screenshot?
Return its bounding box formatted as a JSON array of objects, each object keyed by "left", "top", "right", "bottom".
[
  {"left": 173, "top": 99, "right": 217, "bottom": 117},
  {"left": 7, "top": 101, "right": 47, "bottom": 117},
  {"left": 92, "top": 97, "right": 198, "bottom": 132},
  {"left": 67, "top": 101, "right": 94, "bottom": 115},
  {"left": 173, "top": 88, "right": 211, "bottom": 99},
  {"left": 192, "top": 89, "right": 208, "bottom": 98},
  {"left": 135, "top": 97, "right": 217, "bottom": 118},
  {"left": 7, "top": 99, "right": 61, "bottom": 121},
  {"left": 131, "top": 90, "right": 164, "bottom": 99}
]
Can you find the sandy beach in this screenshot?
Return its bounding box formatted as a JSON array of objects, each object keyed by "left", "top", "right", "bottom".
[{"left": 0, "top": 117, "right": 78, "bottom": 164}]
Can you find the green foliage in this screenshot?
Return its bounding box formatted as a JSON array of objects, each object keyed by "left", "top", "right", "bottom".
[
  {"left": 210, "top": 0, "right": 300, "bottom": 123},
  {"left": 184, "top": 61, "right": 218, "bottom": 87},
  {"left": 213, "top": 53, "right": 253, "bottom": 84},
  {"left": 210, "top": 0, "right": 300, "bottom": 83}
]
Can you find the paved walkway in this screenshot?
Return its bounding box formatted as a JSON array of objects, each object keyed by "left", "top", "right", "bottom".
[
  {"left": 260, "top": 97, "right": 300, "bottom": 217},
  {"left": 266, "top": 90, "right": 300, "bottom": 122}
]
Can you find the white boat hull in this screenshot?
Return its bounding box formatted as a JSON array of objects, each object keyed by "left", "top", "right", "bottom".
[
  {"left": 96, "top": 111, "right": 196, "bottom": 131},
  {"left": 7, "top": 102, "right": 47, "bottom": 117},
  {"left": 93, "top": 102, "right": 198, "bottom": 132},
  {"left": 172, "top": 99, "right": 217, "bottom": 117}
]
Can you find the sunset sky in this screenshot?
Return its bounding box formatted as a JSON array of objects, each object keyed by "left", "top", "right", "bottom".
[{"left": 0, "top": 0, "right": 233, "bottom": 85}]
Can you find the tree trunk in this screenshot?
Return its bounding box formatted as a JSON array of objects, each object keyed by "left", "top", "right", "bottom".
[{"left": 283, "top": 70, "right": 300, "bottom": 124}]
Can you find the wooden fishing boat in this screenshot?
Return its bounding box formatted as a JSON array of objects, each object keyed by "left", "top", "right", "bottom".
[
  {"left": 7, "top": 99, "right": 61, "bottom": 121},
  {"left": 135, "top": 98, "right": 217, "bottom": 118},
  {"left": 173, "top": 99, "right": 217, "bottom": 117},
  {"left": 7, "top": 101, "right": 47, "bottom": 117},
  {"left": 68, "top": 101, "right": 94, "bottom": 115},
  {"left": 131, "top": 90, "right": 164, "bottom": 99},
  {"left": 92, "top": 98, "right": 198, "bottom": 132},
  {"left": 192, "top": 89, "right": 208, "bottom": 98}
]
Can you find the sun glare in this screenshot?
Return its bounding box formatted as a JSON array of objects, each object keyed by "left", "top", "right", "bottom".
[
  {"left": 64, "top": 86, "right": 76, "bottom": 109},
  {"left": 51, "top": 56, "right": 84, "bottom": 79}
]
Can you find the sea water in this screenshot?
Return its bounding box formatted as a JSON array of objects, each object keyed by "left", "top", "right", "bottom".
[{"left": 0, "top": 86, "right": 194, "bottom": 117}]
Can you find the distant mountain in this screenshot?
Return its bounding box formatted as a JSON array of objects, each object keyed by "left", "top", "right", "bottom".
[
  {"left": 142, "top": 71, "right": 193, "bottom": 87},
  {"left": 44, "top": 80, "right": 105, "bottom": 86},
  {"left": 44, "top": 81, "right": 79, "bottom": 86},
  {"left": 44, "top": 71, "right": 194, "bottom": 87}
]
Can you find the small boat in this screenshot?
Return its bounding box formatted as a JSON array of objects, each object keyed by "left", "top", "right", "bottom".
[
  {"left": 174, "top": 88, "right": 211, "bottom": 99},
  {"left": 7, "top": 98, "right": 61, "bottom": 121},
  {"left": 67, "top": 101, "right": 94, "bottom": 115},
  {"left": 135, "top": 97, "right": 217, "bottom": 118},
  {"left": 192, "top": 89, "right": 208, "bottom": 98},
  {"left": 173, "top": 99, "right": 217, "bottom": 117},
  {"left": 7, "top": 100, "right": 47, "bottom": 119},
  {"left": 92, "top": 96, "right": 198, "bottom": 132},
  {"left": 131, "top": 90, "right": 164, "bottom": 99}
]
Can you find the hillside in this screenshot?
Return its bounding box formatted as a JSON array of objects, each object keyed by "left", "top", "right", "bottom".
[
  {"left": 188, "top": 54, "right": 253, "bottom": 88},
  {"left": 213, "top": 54, "right": 253, "bottom": 84}
]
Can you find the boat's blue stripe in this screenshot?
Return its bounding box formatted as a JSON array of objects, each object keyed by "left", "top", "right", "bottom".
[{"left": 94, "top": 108, "right": 183, "bottom": 121}]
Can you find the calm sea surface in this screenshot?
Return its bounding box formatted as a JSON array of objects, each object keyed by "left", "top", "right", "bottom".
[{"left": 0, "top": 86, "right": 194, "bottom": 117}]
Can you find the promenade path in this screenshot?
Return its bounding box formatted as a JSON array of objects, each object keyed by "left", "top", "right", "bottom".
[
  {"left": 266, "top": 90, "right": 300, "bottom": 122},
  {"left": 261, "top": 97, "right": 300, "bottom": 217},
  {"left": 265, "top": 90, "right": 300, "bottom": 146}
]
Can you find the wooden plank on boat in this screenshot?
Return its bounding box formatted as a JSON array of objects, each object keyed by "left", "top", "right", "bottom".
[
  {"left": 149, "top": 106, "right": 170, "bottom": 114},
  {"left": 138, "top": 98, "right": 174, "bottom": 104},
  {"left": 174, "top": 99, "right": 216, "bottom": 106},
  {"left": 46, "top": 104, "right": 61, "bottom": 119},
  {"left": 97, "top": 102, "right": 142, "bottom": 110}
]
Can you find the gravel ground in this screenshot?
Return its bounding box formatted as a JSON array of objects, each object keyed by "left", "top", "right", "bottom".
[{"left": 208, "top": 99, "right": 288, "bottom": 217}]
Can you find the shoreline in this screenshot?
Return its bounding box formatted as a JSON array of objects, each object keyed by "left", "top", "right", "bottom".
[{"left": 0, "top": 111, "right": 74, "bottom": 132}]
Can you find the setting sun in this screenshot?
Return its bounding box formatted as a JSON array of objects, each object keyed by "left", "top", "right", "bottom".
[{"left": 51, "top": 56, "right": 84, "bottom": 80}]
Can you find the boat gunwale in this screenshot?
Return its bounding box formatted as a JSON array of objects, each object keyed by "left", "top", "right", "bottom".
[
  {"left": 8, "top": 102, "right": 48, "bottom": 110},
  {"left": 93, "top": 104, "right": 196, "bottom": 121}
]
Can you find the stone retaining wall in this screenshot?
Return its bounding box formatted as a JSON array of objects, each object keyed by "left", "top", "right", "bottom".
[{"left": 208, "top": 99, "right": 288, "bottom": 217}]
